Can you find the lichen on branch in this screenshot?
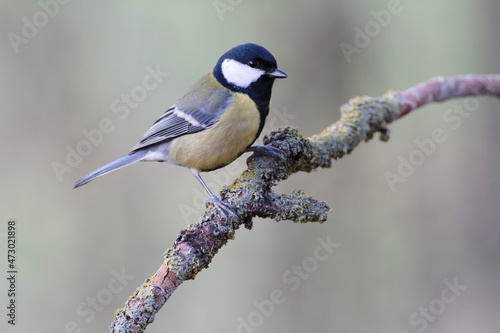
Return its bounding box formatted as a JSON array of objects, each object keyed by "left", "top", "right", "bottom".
[{"left": 110, "top": 74, "right": 500, "bottom": 333}]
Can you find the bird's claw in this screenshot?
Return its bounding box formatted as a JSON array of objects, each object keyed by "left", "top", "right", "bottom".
[
  {"left": 246, "top": 145, "right": 286, "bottom": 166},
  {"left": 206, "top": 195, "right": 238, "bottom": 221}
]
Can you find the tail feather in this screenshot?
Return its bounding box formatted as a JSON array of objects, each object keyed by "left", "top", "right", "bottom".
[{"left": 73, "top": 151, "right": 147, "bottom": 189}]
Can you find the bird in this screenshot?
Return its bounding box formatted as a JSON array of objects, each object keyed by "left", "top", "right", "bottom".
[{"left": 73, "top": 43, "right": 287, "bottom": 217}]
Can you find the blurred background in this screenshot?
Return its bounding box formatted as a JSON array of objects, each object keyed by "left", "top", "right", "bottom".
[{"left": 1, "top": 0, "right": 500, "bottom": 332}]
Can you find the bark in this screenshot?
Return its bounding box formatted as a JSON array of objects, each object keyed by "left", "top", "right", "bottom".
[{"left": 109, "top": 74, "right": 500, "bottom": 333}]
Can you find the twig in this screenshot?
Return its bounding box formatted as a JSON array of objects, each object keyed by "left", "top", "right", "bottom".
[{"left": 109, "top": 74, "right": 500, "bottom": 333}]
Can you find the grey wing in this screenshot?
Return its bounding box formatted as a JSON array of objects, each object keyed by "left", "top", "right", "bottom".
[{"left": 130, "top": 85, "right": 232, "bottom": 152}]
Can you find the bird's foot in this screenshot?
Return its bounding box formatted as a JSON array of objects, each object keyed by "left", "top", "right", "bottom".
[
  {"left": 206, "top": 195, "right": 238, "bottom": 221},
  {"left": 246, "top": 145, "right": 286, "bottom": 166}
]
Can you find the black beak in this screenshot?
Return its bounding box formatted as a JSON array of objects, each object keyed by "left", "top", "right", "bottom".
[{"left": 267, "top": 68, "right": 288, "bottom": 79}]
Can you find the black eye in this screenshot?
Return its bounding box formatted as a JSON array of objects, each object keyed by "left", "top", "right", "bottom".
[{"left": 248, "top": 60, "right": 257, "bottom": 68}]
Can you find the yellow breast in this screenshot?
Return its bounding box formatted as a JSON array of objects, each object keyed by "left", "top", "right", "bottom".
[{"left": 168, "top": 93, "right": 260, "bottom": 171}]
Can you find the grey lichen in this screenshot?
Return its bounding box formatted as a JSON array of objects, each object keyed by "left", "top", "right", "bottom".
[
  {"left": 272, "top": 190, "right": 330, "bottom": 223},
  {"left": 308, "top": 92, "right": 400, "bottom": 168}
]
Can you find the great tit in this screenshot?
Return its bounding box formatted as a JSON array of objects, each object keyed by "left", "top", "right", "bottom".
[{"left": 73, "top": 43, "right": 287, "bottom": 215}]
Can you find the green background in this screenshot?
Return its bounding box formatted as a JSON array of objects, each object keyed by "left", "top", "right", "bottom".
[{"left": 2, "top": 0, "right": 500, "bottom": 332}]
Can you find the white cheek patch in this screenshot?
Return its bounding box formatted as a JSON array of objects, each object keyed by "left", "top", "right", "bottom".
[{"left": 221, "top": 59, "right": 265, "bottom": 88}]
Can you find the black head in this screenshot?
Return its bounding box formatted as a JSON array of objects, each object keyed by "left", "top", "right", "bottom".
[
  {"left": 213, "top": 43, "right": 287, "bottom": 140},
  {"left": 213, "top": 43, "right": 287, "bottom": 105}
]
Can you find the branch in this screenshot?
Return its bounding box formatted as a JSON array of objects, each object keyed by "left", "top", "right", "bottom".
[{"left": 109, "top": 74, "right": 500, "bottom": 332}]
